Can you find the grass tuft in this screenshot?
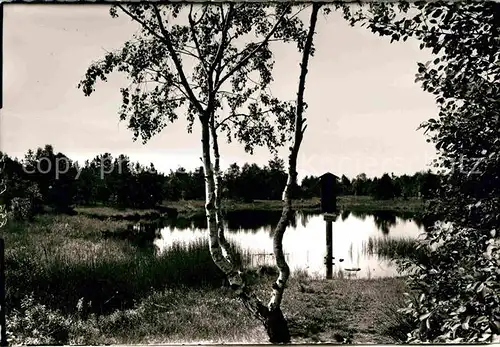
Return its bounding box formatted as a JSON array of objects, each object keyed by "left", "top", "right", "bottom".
[{"left": 362, "top": 236, "right": 429, "bottom": 263}]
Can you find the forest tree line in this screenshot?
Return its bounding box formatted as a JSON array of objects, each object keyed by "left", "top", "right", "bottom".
[{"left": 0, "top": 144, "right": 442, "bottom": 217}]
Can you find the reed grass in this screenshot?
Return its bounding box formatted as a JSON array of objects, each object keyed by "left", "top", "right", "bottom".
[
  {"left": 362, "top": 236, "right": 429, "bottom": 263},
  {"left": 5, "top": 219, "right": 250, "bottom": 315}
]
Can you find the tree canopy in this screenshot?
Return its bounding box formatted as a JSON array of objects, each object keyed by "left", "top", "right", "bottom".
[{"left": 78, "top": 3, "right": 309, "bottom": 154}]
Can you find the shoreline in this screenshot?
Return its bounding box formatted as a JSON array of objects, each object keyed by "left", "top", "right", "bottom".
[
  {"left": 5, "top": 200, "right": 417, "bottom": 344},
  {"left": 74, "top": 196, "right": 426, "bottom": 221}
]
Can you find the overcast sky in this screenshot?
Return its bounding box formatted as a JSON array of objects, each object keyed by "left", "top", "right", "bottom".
[{"left": 2, "top": 4, "right": 438, "bottom": 180}]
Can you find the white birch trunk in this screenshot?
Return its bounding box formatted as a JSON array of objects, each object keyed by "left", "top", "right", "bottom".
[
  {"left": 0, "top": 170, "right": 7, "bottom": 229},
  {"left": 199, "top": 4, "right": 321, "bottom": 342},
  {"left": 201, "top": 117, "right": 244, "bottom": 290},
  {"left": 268, "top": 3, "right": 321, "bottom": 312},
  {"left": 210, "top": 116, "right": 237, "bottom": 265},
  {"left": 202, "top": 116, "right": 272, "bottom": 328}
]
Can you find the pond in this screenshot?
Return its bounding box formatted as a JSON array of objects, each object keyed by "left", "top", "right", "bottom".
[{"left": 150, "top": 210, "right": 428, "bottom": 279}]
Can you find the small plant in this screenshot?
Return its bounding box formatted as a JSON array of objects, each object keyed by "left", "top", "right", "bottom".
[
  {"left": 378, "top": 298, "right": 417, "bottom": 342},
  {"left": 10, "top": 197, "right": 35, "bottom": 222},
  {"left": 7, "top": 293, "right": 73, "bottom": 345}
]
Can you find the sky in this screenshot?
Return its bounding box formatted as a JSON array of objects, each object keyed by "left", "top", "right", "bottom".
[{"left": 2, "top": 4, "right": 439, "bottom": 180}]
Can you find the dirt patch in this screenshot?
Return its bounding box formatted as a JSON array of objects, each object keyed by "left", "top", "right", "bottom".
[{"left": 252, "top": 277, "right": 409, "bottom": 343}]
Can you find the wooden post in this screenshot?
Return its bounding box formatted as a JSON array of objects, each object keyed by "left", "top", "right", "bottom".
[
  {"left": 321, "top": 172, "right": 339, "bottom": 280},
  {"left": 324, "top": 213, "right": 337, "bottom": 279},
  {"left": 325, "top": 217, "right": 333, "bottom": 279},
  {"left": 0, "top": 238, "right": 6, "bottom": 347}
]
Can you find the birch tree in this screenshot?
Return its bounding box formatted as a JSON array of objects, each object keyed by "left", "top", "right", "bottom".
[
  {"left": 0, "top": 158, "right": 7, "bottom": 229},
  {"left": 265, "top": 3, "right": 323, "bottom": 341},
  {"left": 78, "top": 3, "right": 322, "bottom": 342}
]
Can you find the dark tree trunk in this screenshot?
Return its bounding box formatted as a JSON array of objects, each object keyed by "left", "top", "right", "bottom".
[{"left": 265, "top": 307, "right": 291, "bottom": 343}]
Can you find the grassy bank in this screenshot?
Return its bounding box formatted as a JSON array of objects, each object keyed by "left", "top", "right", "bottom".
[
  {"left": 165, "top": 196, "right": 425, "bottom": 214},
  {"left": 4, "top": 216, "right": 250, "bottom": 316},
  {"left": 337, "top": 195, "right": 425, "bottom": 213},
  {"left": 7, "top": 274, "right": 412, "bottom": 345},
  {"left": 4, "top": 213, "right": 416, "bottom": 344},
  {"left": 73, "top": 206, "right": 170, "bottom": 221},
  {"left": 75, "top": 195, "right": 425, "bottom": 220}
]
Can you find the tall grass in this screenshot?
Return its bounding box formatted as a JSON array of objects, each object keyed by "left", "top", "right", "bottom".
[
  {"left": 377, "top": 299, "right": 415, "bottom": 342},
  {"left": 3, "top": 214, "right": 258, "bottom": 345},
  {"left": 5, "top": 217, "right": 250, "bottom": 315},
  {"left": 4, "top": 214, "right": 131, "bottom": 240},
  {"left": 362, "top": 237, "right": 429, "bottom": 263}
]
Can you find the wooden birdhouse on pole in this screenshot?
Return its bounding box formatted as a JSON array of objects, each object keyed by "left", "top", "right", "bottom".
[
  {"left": 320, "top": 172, "right": 339, "bottom": 213},
  {"left": 320, "top": 172, "right": 339, "bottom": 280}
]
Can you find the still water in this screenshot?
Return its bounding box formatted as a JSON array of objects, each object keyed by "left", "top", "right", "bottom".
[
  {"left": 152, "top": 210, "right": 427, "bottom": 279},
  {"left": 147, "top": 211, "right": 425, "bottom": 278}
]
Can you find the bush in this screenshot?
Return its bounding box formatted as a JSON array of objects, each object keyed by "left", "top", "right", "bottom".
[
  {"left": 10, "top": 198, "right": 34, "bottom": 222},
  {"left": 9, "top": 184, "right": 42, "bottom": 221},
  {"left": 395, "top": 224, "right": 500, "bottom": 343},
  {"left": 7, "top": 294, "right": 73, "bottom": 345}
]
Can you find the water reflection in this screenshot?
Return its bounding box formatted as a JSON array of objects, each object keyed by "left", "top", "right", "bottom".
[
  {"left": 373, "top": 211, "right": 397, "bottom": 234},
  {"left": 341, "top": 210, "right": 351, "bottom": 221},
  {"left": 123, "top": 222, "right": 162, "bottom": 255},
  {"left": 148, "top": 209, "right": 428, "bottom": 279}
]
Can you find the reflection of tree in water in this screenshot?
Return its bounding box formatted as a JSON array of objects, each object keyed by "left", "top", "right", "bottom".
[
  {"left": 226, "top": 210, "right": 283, "bottom": 231},
  {"left": 397, "top": 211, "right": 416, "bottom": 221},
  {"left": 300, "top": 212, "right": 308, "bottom": 228},
  {"left": 415, "top": 213, "right": 438, "bottom": 233},
  {"left": 163, "top": 215, "right": 207, "bottom": 230},
  {"left": 341, "top": 210, "right": 351, "bottom": 221},
  {"left": 350, "top": 210, "right": 368, "bottom": 221},
  {"left": 157, "top": 210, "right": 301, "bottom": 234},
  {"left": 290, "top": 215, "right": 298, "bottom": 229},
  {"left": 125, "top": 222, "right": 162, "bottom": 255},
  {"left": 373, "top": 210, "right": 397, "bottom": 234},
  {"left": 410, "top": 214, "right": 429, "bottom": 231},
  {"left": 380, "top": 211, "right": 435, "bottom": 233},
  {"left": 299, "top": 211, "right": 317, "bottom": 228},
  {"left": 158, "top": 209, "right": 428, "bottom": 238},
  {"left": 348, "top": 210, "right": 426, "bottom": 234}
]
